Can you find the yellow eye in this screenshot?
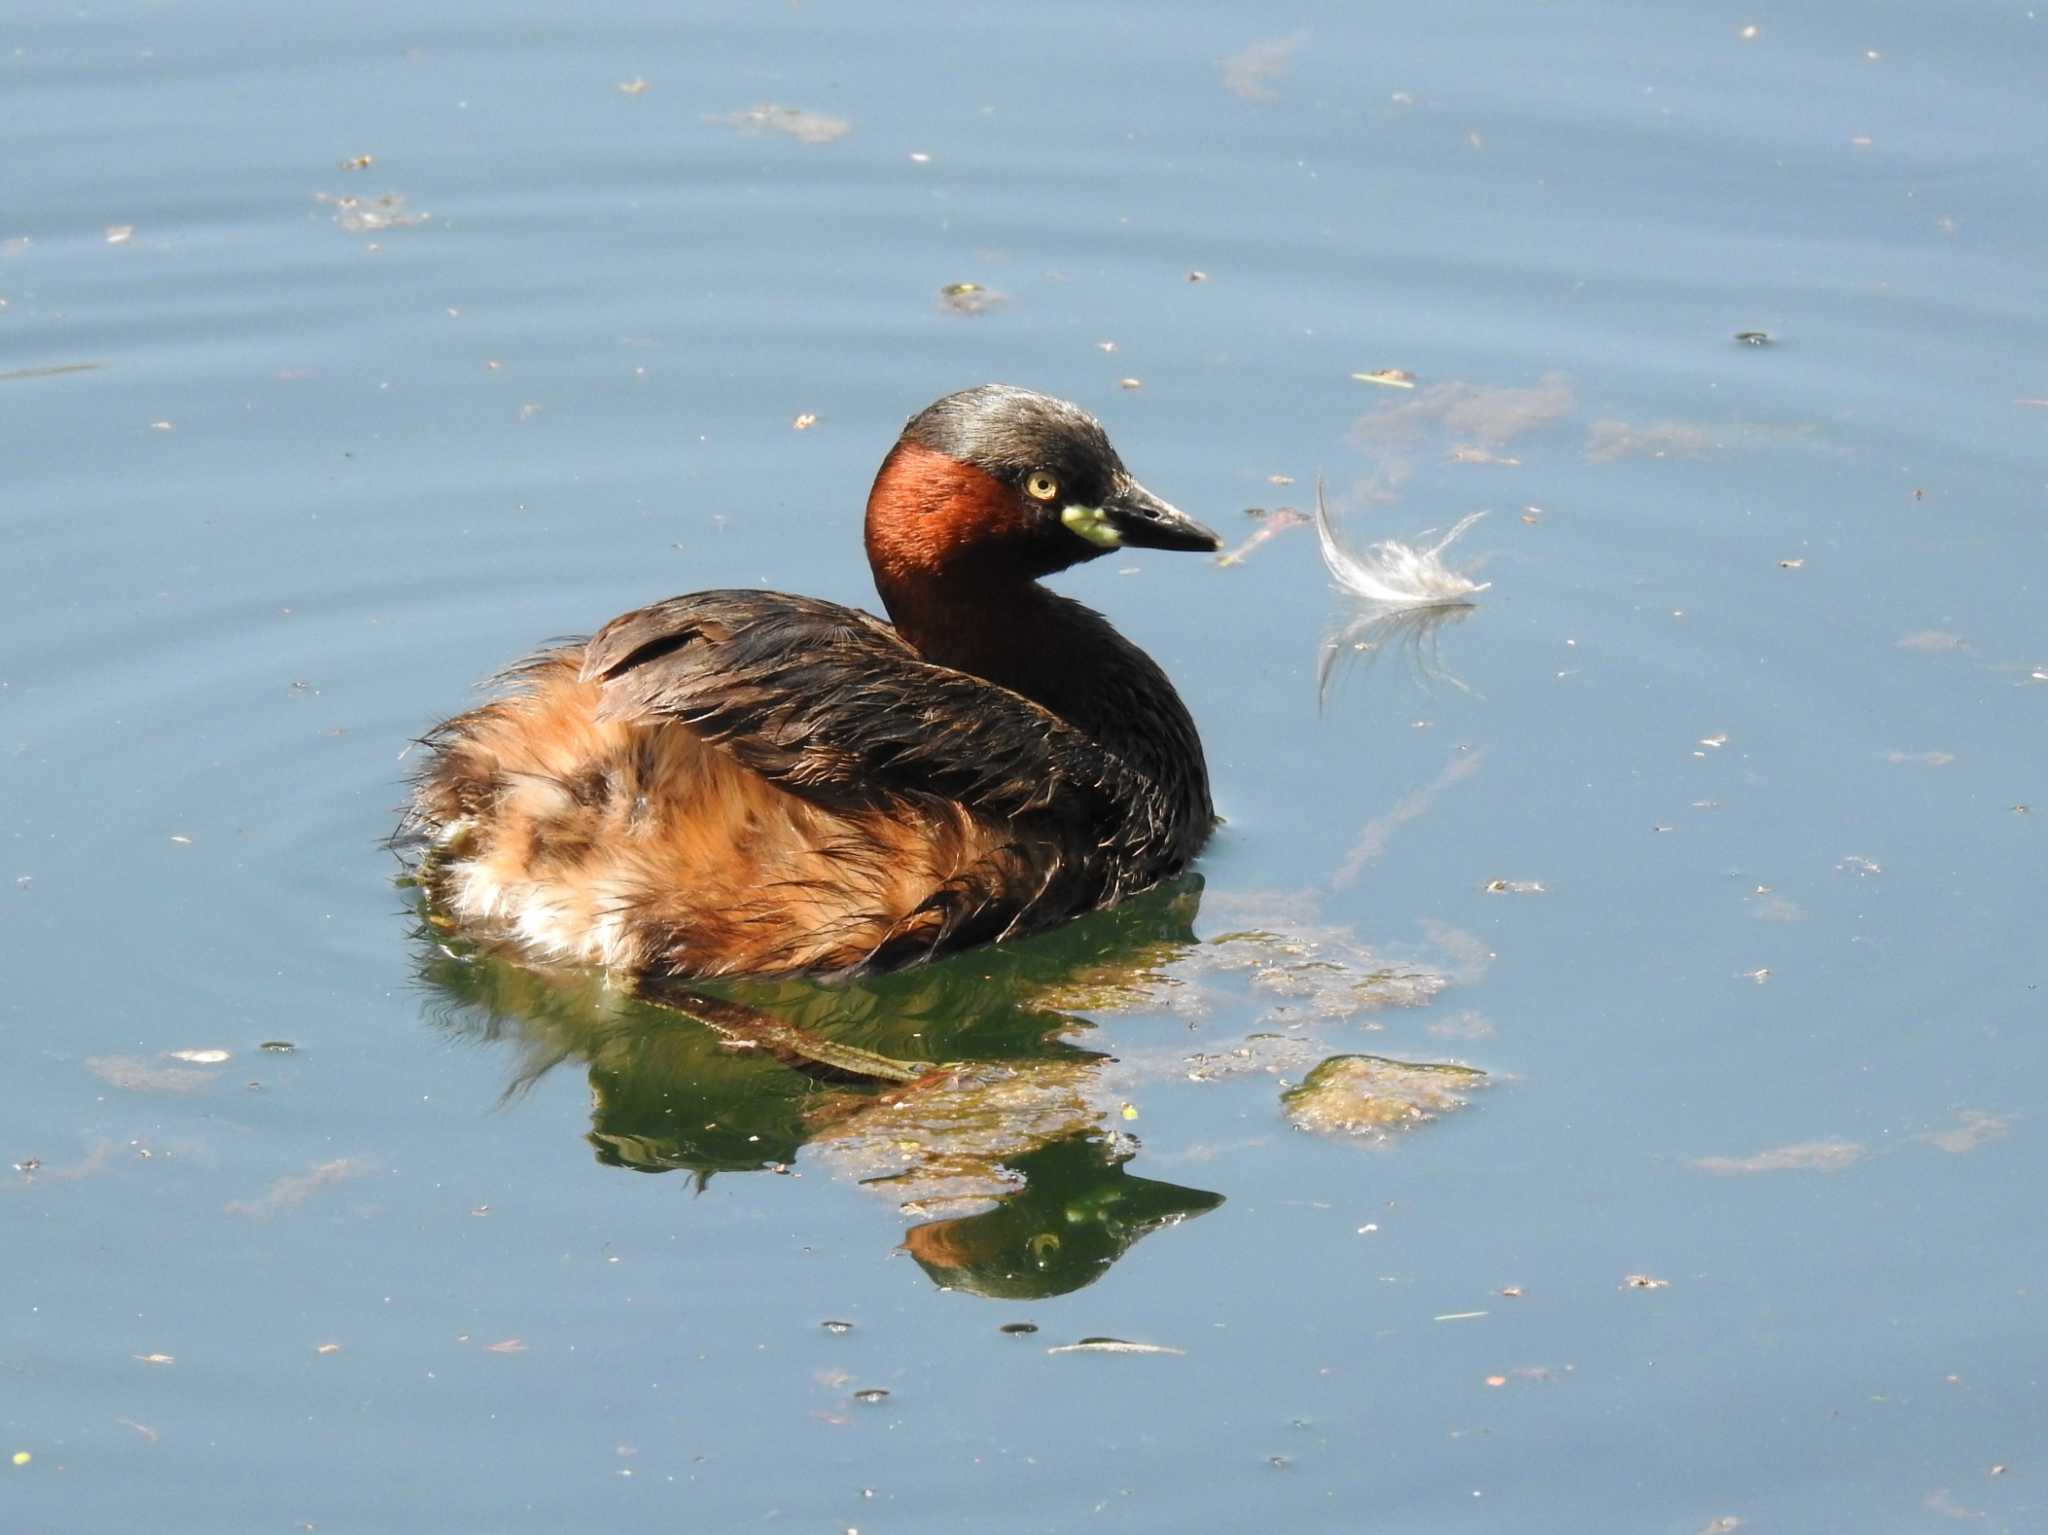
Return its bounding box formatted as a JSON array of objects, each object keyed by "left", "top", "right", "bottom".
[{"left": 1025, "top": 471, "right": 1060, "bottom": 503}]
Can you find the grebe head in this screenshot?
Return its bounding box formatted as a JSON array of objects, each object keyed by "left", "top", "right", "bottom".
[{"left": 865, "top": 385, "right": 1220, "bottom": 602}]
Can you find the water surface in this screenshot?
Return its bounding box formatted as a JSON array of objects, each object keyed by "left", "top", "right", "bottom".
[{"left": 5, "top": 2, "right": 2043, "bottom": 1530}]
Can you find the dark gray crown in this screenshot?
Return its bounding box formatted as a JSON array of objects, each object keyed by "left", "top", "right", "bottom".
[{"left": 901, "top": 385, "right": 1123, "bottom": 486}]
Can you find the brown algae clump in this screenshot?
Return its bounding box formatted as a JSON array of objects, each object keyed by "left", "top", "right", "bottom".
[{"left": 1282, "top": 1054, "right": 1486, "bottom": 1141}]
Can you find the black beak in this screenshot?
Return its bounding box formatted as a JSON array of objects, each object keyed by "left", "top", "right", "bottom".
[{"left": 1102, "top": 477, "right": 1221, "bottom": 553}]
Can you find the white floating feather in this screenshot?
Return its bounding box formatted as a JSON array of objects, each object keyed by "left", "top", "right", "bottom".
[{"left": 1314, "top": 485, "right": 1490, "bottom": 607}]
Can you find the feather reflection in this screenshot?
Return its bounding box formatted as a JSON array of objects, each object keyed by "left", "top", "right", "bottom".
[{"left": 1318, "top": 600, "right": 1477, "bottom": 712}]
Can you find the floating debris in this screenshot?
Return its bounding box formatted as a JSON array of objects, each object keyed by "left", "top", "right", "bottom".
[
  {"left": 1352, "top": 369, "right": 1417, "bottom": 390},
  {"left": 315, "top": 192, "right": 429, "bottom": 233},
  {"left": 616, "top": 78, "right": 649, "bottom": 96},
  {"left": 1748, "top": 889, "right": 1805, "bottom": 922},
  {"left": 999, "top": 1322, "right": 1039, "bottom": 1336},
  {"left": 133, "top": 1353, "right": 176, "bottom": 1366},
  {"left": 1207, "top": 924, "right": 1452, "bottom": 1019},
  {"left": 167, "top": 1049, "right": 230, "bottom": 1065},
  {"left": 1482, "top": 879, "right": 1545, "bottom": 895},
  {"left": 87, "top": 1056, "right": 216, "bottom": 1094},
  {"left": 1118, "top": 377, "right": 1143, "bottom": 391},
  {"left": 1447, "top": 444, "right": 1519, "bottom": 466},
  {"left": 1047, "top": 1337, "right": 1185, "bottom": 1356},
  {"left": 1622, "top": 1274, "right": 1669, "bottom": 1290},
  {"left": 1693, "top": 1140, "right": 1864, "bottom": 1174},
  {"left": 0, "top": 362, "right": 103, "bottom": 383},
  {"left": 1733, "top": 330, "right": 1772, "bottom": 346},
  {"left": 655, "top": 989, "right": 933, "bottom": 1082},
  {"left": 1585, "top": 419, "right": 1713, "bottom": 462},
  {"left": 225, "top": 1157, "right": 362, "bottom": 1218},
  {"left": 340, "top": 153, "right": 374, "bottom": 171},
  {"left": 485, "top": 1338, "right": 527, "bottom": 1354},
  {"left": 1778, "top": 558, "right": 1804, "bottom": 569},
  {"left": 710, "top": 103, "right": 850, "bottom": 145},
  {"left": 792, "top": 413, "right": 817, "bottom": 431},
  {"left": 1897, "top": 629, "right": 1966, "bottom": 653},
  {"left": 1222, "top": 31, "right": 1306, "bottom": 100},
  {"left": 1186, "top": 270, "right": 1208, "bottom": 283},
  {"left": 105, "top": 225, "right": 135, "bottom": 245},
  {"left": 1281, "top": 1055, "right": 1487, "bottom": 1141},
  {"left": 1327, "top": 748, "right": 1483, "bottom": 880},
  {"left": 1914, "top": 1112, "right": 2009, "bottom": 1154},
  {"left": 259, "top": 1040, "right": 297, "bottom": 1053},
  {"left": 937, "top": 281, "right": 1005, "bottom": 316},
  {"left": 1355, "top": 377, "right": 1571, "bottom": 480},
  {"left": 316, "top": 1343, "right": 342, "bottom": 1355},
  {"left": 820, "top": 1319, "right": 854, "bottom": 1335},
  {"left": 1215, "top": 507, "right": 1308, "bottom": 568},
  {"left": 1427, "top": 1012, "right": 1495, "bottom": 1040},
  {"left": 1315, "top": 486, "right": 1489, "bottom": 607},
  {"left": 852, "top": 1387, "right": 890, "bottom": 1403},
  {"left": 807, "top": 1058, "right": 1098, "bottom": 1212}
]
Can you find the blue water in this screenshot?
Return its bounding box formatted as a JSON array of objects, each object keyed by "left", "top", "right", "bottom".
[{"left": 6, "top": 2, "right": 2043, "bottom": 1530}]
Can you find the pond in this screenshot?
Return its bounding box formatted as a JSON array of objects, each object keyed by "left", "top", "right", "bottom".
[{"left": 5, "top": 2, "right": 2043, "bottom": 1530}]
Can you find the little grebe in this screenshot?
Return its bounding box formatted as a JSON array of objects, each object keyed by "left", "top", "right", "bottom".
[{"left": 403, "top": 385, "right": 1220, "bottom": 977}]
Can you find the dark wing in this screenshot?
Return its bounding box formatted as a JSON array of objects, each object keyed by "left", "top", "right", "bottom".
[{"left": 577, "top": 590, "right": 1151, "bottom": 835}]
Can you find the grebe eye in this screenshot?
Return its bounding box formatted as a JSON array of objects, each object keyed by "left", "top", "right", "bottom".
[{"left": 1025, "top": 471, "right": 1060, "bottom": 503}]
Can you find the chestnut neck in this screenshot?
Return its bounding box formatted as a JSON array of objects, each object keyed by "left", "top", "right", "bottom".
[
  {"left": 862, "top": 436, "right": 1212, "bottom": 839},
  {"left": 865, "top": 440, "right": 1077, "bottom": 702}
]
